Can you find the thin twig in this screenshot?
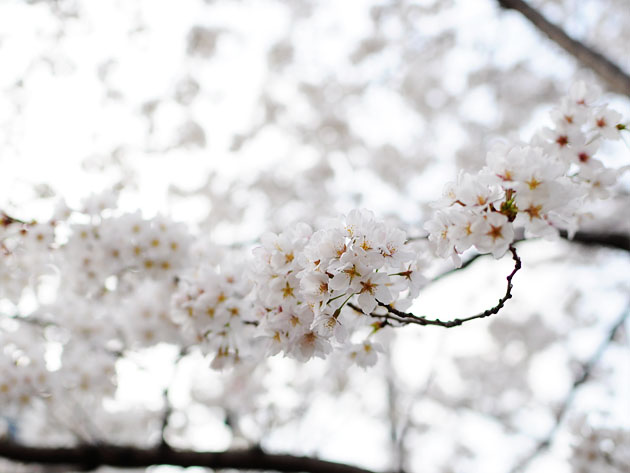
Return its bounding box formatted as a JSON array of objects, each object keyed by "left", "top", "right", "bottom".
[
  {"left": 360, "top": 245, "right": 521, "bottom": 328},
  {"left": 159, "top": 347, "right": 187, "bottom": 448},
  {"left": 0, "top": 212, "right": 30, "bottom": 226},
  {"left": 392, "top": 333, "right": 445, "bottom": 473},
  {"left": 430, "top": 251, "right": 487, "bottom": 283},
  {"left": 509, "top": 301, "right": 630, "bottom": 473}
]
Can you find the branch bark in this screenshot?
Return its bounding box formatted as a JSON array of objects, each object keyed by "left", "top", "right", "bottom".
[
  {"left": 0, "top": 442, "right": 377, "bottom": 473},
  {"left": 563, "top": 230, "right": 630, "bottom": 253},
  {"left": 497, "top": 0, "right": 630, "bottom": 96},
  {"left": 353, "top": 245, "right": 522, "bottom": 329}
]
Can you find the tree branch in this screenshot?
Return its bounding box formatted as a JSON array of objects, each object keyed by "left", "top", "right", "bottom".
[
  {"left": 430, "top": 229, "right": 629, "bottom": 284},
  {"left": 497, "top": 0, "right": 630, "bottom": 96},
  {"left": 562, "top": 230, "right": 630, "bottom": 253},
  {"left": 354, "top": 245, "right": 521, "bottom": 328},
  {"left": 0, "top": 442, "right": 377, "bottom": 473}
]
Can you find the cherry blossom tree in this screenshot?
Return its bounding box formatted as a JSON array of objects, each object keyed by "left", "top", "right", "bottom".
[{"left": 1, "top": 1, "right": 629, "bottom": 472}]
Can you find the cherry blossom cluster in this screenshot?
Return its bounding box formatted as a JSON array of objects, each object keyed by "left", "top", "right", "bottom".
[
  {"left": 0, "top": 217, "right": 56, "bottom": 304},
  {"left": 0, "top": 201, "right": 195, "bottom": 417},
  {"left": 0, "top": 81, "right": 627, "bottom": 425},
  {"left": 425, "top": 81, "right": 626, "bottom": 265},
  {"left": 58, "top": 209, "right": 193, "bottom": 291},
  {"left": 250, "top": 209, "right": 426, "bottom": 365},
  {"left": 0, "top": 329, "right": 49, "bottom": 416},
  {"left": 171, "top": 244, "right": 254, "bottom": 369}
]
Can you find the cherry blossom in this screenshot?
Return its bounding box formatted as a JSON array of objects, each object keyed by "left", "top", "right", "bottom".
[{"left": 425, "top": 81, "right": 626, "bottom": 265}]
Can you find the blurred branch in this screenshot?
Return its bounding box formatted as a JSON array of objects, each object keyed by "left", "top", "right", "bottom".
[
  {"left": 0, "top": 442, "right": 377, "bottom": 473},
  {"left": 497, "top": 0, "right": 630, "bottom": 96},
  {"left": 390, "top": 336, "right": 444, "bottom": 473},
  {"left": 384, "top": 352, "right": 405, "bottom": 473},
  {"left": 509, "top": 300, "right": 630, "bottom": 473},
  {"left": 159, "top": 347, "right": 187, "bottom": 447},
  {"left": 560, "top": 230, "right": 630, "bottom": 252}
]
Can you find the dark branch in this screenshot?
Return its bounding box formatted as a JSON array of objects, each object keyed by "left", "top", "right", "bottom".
[
  {"left": 353, "top": 245, "right": 521, "bottom": 328},
  {"left": 497, "top": 0, "right": 630, "bottom": 96},
  {"left": 412, "top": 229, "right": 628, "bottom": 323},
  {"left": 0, "top": 442, "right": 377, "bottom": 473},
  {"left": 431, "top": 229, "right": 630, "bottom": 283},
  {"left": 509, "top": 301, "right": 630, "bottom": 473},
  {"left": 563, "top": 230, "right": 630, "bottom": 253},
  {"left": 408, "top": 230, "right": 630, "bottom": 254}
]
